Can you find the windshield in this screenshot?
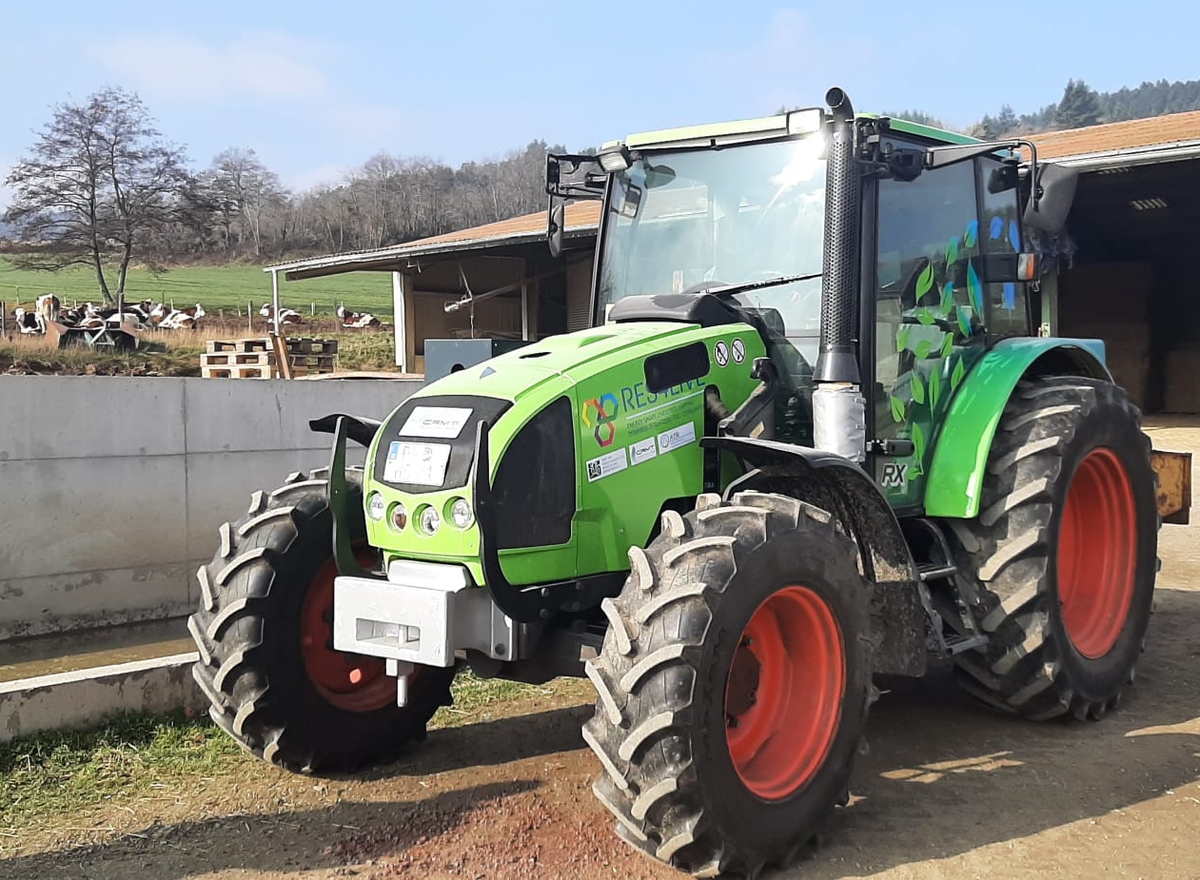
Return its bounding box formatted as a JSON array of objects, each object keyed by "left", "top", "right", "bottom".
[{"left": 595, "top": 133, "right": 827, "bottom": 361}]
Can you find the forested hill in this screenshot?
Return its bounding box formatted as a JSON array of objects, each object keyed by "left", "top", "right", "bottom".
[{"left": 886, "top": 76, "right": 1200, "bottom": 140}]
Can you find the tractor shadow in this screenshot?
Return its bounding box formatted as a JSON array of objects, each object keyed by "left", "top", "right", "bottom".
[
  {"left": 370, "top": 703, "right": 594, "bottom": 780},
  {"left": 779, "top": 585, "right": 1200, "bottom": 879},
  {"left": 0, "top": 779, "right": 539, "bottom": 880}
]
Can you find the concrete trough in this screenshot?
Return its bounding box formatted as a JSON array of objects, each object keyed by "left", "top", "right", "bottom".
[{"left": 0, "top": 651, "right": 203, "bottom": 743}]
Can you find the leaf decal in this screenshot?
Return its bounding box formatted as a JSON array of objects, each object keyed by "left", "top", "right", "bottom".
[
  {"left": 964, "top": 219, "right": 979, "bottom": 248},
  {"left": 929, "top": 363, "right": 942, "bottom": 408},
  {"left": 896, "top": 324, "right": 911, "bottom": 353},
  {"left": 916, "top": 262, "right": 935, "bottom": 300},
  {"left": 916, "top": 307, "right": 936, "bottom": 325},
  {"left": 890, "top": 395, "right": 906, "bottom": 423},
  {"left": 967, "top": 261, "right": 983, "bottom": 312},
  {"left": 915, "top": 338, "right": 933, "bottom": 359},
  {"left": 1008, "top": 219, "right": 1020, "bottom": 251},
  {"left": 951, "top": 357, "right": 966, "bottom": 390},
  {"left": 940, "top": 332, "right": 955, "bottom": 358},
  {"left": 989, "top": 215, "right": 1004, "bottom": 240},
  {"left": 945, "top": 237, "right": 959, "bottom": 266},
  {"left": 911, "top": 372, "right": 926, "bottom": 405},
  {"left": 956, "top": 306, "right": 972, "bottom": 338},
  {"left": 1003, "top": 281, "right": 1016, "bottom": 310},
  {"left": 940, "top": 280, "right": 955, "bottom": 313},
  {"left": 911, "top": 421, "right": 927, "bottom": 463}
]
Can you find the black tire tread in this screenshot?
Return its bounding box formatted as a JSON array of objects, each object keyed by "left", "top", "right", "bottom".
[
  {"left": 188, "top": 466, "right": 450, "bottom": 773},
  {"left": 583, "top": 490, "right": 866, "bottom": 878},
  {"left": 949, "top": 375, "right": 1158, "bottom": 720}
]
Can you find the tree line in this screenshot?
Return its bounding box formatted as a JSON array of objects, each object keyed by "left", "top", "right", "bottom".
[
  {"left": 888, "top": 76, "right": 1200, "bottom": 140},
  {"left": 2, "top": 87, "right": 570, "bottom": 304}
]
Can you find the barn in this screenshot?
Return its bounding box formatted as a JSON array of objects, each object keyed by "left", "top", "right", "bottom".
[
  {"left": 1031, "top": 111, "right": 1200, "bottom": 414},
  {"left": 266, "top": 202, "right": 599, "bottom": 376}
]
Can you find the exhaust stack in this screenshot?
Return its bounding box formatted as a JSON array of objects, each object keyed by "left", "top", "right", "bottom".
[{"left": 812, "top": 87, "right": 866, "bottom": 462}]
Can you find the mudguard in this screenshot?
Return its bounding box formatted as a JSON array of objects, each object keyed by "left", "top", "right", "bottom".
[
  {"left": 702, "top": 435, "right": 928, "bottom": 677},
  {"left": 923, "top": 338, "right": 1109, "bottom": 518}
]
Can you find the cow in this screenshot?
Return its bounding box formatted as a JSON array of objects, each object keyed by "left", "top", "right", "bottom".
[
  {"left": 260, "top": 303, "right": 304, "bottom": 325},
  {"left": 12, "top": 308, "right": 41, "bottom": 334},
  {"left": 35, "top": 293, "right": 60, "bottom": 333}
]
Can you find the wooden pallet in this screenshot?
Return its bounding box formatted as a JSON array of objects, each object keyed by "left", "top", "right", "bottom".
[
  {"left": 200, "top": 336, "right": 338, "bottom": 378},
  {"left": 207, "top": 338, "right": 272, "bottom": 354},
  {"left": 201, "top": 363, "right": 276, "bottom": 380},
  {"left": 286, "top": 337, "right": 338, "bottom": 355},
  {"left": 202, "top": 352, "right": 275, "bottom": 367}
]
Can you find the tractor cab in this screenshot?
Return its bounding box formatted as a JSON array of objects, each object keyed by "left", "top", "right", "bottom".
[{"left": 547, "top": 92, "right": 1081, "bottom": 510}]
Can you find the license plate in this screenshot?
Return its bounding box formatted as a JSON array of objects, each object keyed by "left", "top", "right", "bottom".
[{"left": 383, "top": 441, "right": 451, "bottom": 486}]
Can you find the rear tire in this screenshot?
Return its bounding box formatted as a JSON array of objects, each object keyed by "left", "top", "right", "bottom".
[
  {"left": 188, "top": 467, "right": 455, "bottom": 772},
  {"left": 948, "top": 376, "right": 1158, "bottom": 720},
  {"left": 583, "top": 491, "right": 872, "bottom": 877}
]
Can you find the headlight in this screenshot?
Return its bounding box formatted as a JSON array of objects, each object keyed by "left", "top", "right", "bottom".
[
  {"left": 367, "top": 492, "right": 386, "bottom": 522},
  {"left": 418, "top": 505, "right": 440, "bottom": 535},
  {"left": 449, "top": 497, "right": 474, "bottom": 529},
  {"left": 390, "top": 502, "right": 408, "bottom": 531}
]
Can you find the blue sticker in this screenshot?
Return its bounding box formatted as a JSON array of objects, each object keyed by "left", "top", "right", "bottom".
[
  {"left": 1008, "top": 220, "right": 1020, "bottom": 251},
  {"left": 1003, "top": 282, "right": 1016, "bottom": 310},
  {"left": 989, "top": 216, "right": 1004, "bottom": 239},
  {"left": 964, "top": 219, "right": 979, "bottom": 248}
]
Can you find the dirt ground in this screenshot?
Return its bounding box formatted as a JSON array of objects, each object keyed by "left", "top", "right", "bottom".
[{"left": 4, "top": 422, "right": 1200, "bottom": 880}]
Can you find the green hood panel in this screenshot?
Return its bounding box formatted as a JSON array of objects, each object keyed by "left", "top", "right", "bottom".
[{"left": 408, "top": 322, "right": 715, "bottom": 405}]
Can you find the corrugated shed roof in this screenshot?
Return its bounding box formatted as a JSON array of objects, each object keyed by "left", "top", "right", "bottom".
[
  {"left": 271, "top": 201, "right": 600, "bottom": 280},
  {"left": 1030, "top": 111, "right": 1200, "bottom": 160},
  {"left": 400, "top": 200, "right": 601, "bottom": 249}
]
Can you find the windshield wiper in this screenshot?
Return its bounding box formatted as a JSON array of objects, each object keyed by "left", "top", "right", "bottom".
[{"left": 685, "top": 272, "right": 822, "bottom": 299}]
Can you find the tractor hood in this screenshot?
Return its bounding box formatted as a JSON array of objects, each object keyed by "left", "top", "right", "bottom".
[
  {"left": 406, "top": 321, "right": 712, "bottom": 404},
  {"left": 361, "top": 318, "right": 767, "bottom": 588}
]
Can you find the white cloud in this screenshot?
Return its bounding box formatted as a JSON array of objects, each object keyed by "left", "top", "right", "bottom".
[{"left": 91, "top": 32, "right": 333, "bottom": 102}]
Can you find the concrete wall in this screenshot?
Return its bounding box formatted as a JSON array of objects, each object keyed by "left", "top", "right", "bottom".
[{"left": 0, "top": 375, "right": 422, "bottom": 640}]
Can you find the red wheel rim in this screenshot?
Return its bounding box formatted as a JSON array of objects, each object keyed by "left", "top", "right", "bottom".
[
  {"left": 724, "top": 586, "right": 845, "bottom": 800},
  {"left": 1057, "top": 448, "right": 1138, "bottom": 659},
  {"left": 299, "top": 543, "right": 397, "bottom": 712}
]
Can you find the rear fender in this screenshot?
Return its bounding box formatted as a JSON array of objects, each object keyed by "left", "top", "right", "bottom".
[
  {"left": 923, "top": 338, "right": 1110, "bottom": 518},
  {"left": 702, "top": 436, "right": 928, "bottom": 677}
]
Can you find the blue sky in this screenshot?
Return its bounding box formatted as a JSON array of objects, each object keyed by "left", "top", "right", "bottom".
[{"left": 1, "top": 0, "right": 1196, "bottom": 206}]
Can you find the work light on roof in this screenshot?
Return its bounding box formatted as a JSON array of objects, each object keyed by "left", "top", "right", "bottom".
[
  {"left": 786, "top": 108, "right": 823, "bottom": 136},
  {"left": 597, "top": 144, "right": 632, "bottom": 174}
]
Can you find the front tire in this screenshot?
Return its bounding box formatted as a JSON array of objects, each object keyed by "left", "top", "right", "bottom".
[
  {"left": 948, "top": 376, "right": 1158, "bottom": 720},
  {"left": 583, "top": 491, "right": 872, "bottom": 877},
  {"left": 188, "top": 467, "right": 455, "bottom": 772}
]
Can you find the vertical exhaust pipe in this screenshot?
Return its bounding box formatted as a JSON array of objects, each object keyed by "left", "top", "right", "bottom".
[{"left": 812, "top": 87, "right": 866, "bottom": 462}]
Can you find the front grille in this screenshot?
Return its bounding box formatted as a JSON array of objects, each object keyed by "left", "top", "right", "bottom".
[{"left": 492, "top": 397, "right": 576, "bottom": 549}]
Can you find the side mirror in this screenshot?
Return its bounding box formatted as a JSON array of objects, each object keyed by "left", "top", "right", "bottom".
[
  {"left": 548, "top": 202, "right": 565, "bottom": 258},
  {"left": 1023, "top": 162, "right": 1078, "bottom": 235},
  {"left": 988, "top": 164, "right": 1019, "bottom": 194}
]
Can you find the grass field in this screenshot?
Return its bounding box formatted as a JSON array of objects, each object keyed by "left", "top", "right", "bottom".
[{"left": 0, "top": 259, "right": 395, "bottom": 320}]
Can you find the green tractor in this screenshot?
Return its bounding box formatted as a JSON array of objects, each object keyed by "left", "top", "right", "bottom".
[{"left": 190, "top": 88, "right": 1191, "bottom": 876}]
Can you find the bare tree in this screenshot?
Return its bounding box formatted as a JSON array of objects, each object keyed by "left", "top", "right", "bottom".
[
  {"left": 4, "top": 87, "right": 190, "bottom": 304},
  {"left": 206, "top": 147, "right": 289, "bottom": 256}
]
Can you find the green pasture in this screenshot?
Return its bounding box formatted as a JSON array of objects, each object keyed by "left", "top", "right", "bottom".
[{"left": 0, "top": 260, "right": 395, "bottom": 319}]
